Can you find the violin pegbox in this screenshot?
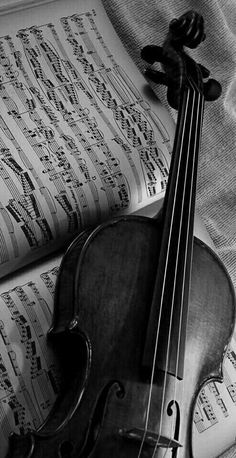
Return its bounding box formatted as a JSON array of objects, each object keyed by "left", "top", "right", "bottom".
[{"left": 141, "top": 10, "right": 222, "bottom": 109}]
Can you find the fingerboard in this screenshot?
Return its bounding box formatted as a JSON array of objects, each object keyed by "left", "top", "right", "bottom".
[{"left": 142, "top": 79, "right": 204, "bottom": 380}]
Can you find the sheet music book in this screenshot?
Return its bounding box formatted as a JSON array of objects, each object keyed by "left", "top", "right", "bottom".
[{"left": 0, "top": 0, "right": 234, "bottom": 456}]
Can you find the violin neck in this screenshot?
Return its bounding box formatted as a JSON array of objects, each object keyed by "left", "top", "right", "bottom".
[
  {"left": 162, "top": 81, "right": 204, "bottom": 251},
  {"left": 143, "top": 79, "right": 204, "bottom": 379}
]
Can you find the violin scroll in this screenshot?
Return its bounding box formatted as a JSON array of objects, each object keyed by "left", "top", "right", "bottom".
[
  {"left": 141, "top": 10, "right": 222, "bottom": 108},
  {"left": 168, "top": 10, "right": 205, "bottom": 49}
]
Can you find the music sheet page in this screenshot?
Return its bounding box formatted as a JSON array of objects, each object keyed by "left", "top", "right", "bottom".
[
  {"left": 0, "top": 0, "right": 174, "bottom": 279},
  {"left": 193, "top": 337, "right": 236, "bottom": 457},
  {"left": 0, "top": 252, "right": 62, "bottom": 456}
]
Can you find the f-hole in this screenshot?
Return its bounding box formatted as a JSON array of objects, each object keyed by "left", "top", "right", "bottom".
[{"left": 167, "top": 400, "right": 181, "bottom": 457}]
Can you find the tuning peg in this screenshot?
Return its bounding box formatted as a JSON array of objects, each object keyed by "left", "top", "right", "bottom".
[
  {"left": 203, "top": 78, "right": 222, "bottom": 101},
  {"left": 144, "top": 68, "right": 168, "bottom": 86},
  {"left": 141, "top": 45, "right": 165, "bottom": 65}
]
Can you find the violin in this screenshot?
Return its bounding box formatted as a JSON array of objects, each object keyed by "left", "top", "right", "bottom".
[{"left": 7, "top": 11, "right": 235, "bottom": 458}]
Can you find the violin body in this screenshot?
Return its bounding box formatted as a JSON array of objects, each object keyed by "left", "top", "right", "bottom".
[
  {"left": 8, "top": 215, "right": 233, "bottom": 458},
  {"left": 56, "top": 216, "right": 235, "bottom": 457}
]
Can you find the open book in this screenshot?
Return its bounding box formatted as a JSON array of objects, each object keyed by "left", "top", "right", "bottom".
[{"left": 0, "top": 0, "right": 235, "bottom": 457}]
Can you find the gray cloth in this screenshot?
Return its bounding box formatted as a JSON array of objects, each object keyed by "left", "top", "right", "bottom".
[
  {"left": 103, "top": 0, "right": 236, "bottom": 287},
  {"left": 102, "top": 1, "right": 236, "bottom": 457}
]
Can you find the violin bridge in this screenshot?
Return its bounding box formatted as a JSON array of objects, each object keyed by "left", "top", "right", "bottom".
[{"left": 119, "top": 427, "right": 182, "bottom": 449}]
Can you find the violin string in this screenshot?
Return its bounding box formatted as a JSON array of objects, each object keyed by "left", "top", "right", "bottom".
[
  {"left": 138, "top": 77, "right": 204, "bottom": 458},
  {"left": 137, "top": 87, "right": 192, "bottom": 458},
  {"left": 151, "top": 79, "right": 204, "bottom": 458},
  {"left": 162, "top": 80, "right": 204, "bottom": 455},
  {"left": 152, "top": 84, "right": 197, "bottom": 457}
]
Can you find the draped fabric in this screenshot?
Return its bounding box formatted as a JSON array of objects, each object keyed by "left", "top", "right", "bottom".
[
  {"left": 103, "top": 0, "right": 236, "bottom": 286},
  {"left": 102, "top": 1, "right": 236, "bottom": 456}
]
